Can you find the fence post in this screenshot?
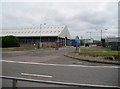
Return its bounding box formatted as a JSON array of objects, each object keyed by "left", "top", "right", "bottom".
[{"left": 13, "top": 79, "right": 17, "bottom": 89}]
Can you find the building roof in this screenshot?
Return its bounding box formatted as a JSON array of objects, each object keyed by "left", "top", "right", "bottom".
[{"left": 2, "top": 25, "right": 71, "bottom": 39}]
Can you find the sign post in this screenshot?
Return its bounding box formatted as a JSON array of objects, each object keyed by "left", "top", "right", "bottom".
[{"left": 75, "top": 36, "right": 80, "bottom": 52}]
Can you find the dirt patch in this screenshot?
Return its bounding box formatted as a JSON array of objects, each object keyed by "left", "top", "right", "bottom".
[
  {"left": 65, "top": 52, "right": 119, "bottom": 65},
  {"left": 11, "top": 55, "right": 59, "bottom": 62},
  {"left": 104, "top": 56, "right": 120, "bottom": 61}
]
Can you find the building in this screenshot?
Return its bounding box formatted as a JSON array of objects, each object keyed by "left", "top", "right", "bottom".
[
  {"left": 93, "top": 40, "right": 101, "bottom": 46},
  {"left": 105, "top": 37, "right": 120, "bottom": 50},
  {"left": 2, "top": 25, "right": 71, "bottom": 47},
  {"left": 70, "top": 36, "right": 76, "bottom": 46},
  {"left": 84, "top": 39, "right": 93, "bottom": 44}
]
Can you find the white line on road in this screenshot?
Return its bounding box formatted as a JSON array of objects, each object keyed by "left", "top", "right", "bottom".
[
  {"left": 21, "top": 73, "right": 52, "bottom": 78},
  {"left": 1, "top": 60, "right": 120, "bottom": 68}
]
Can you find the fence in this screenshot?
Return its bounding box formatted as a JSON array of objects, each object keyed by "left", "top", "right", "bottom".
[{"left": 0, "top": 76, "right": 120, "bottom": 89}]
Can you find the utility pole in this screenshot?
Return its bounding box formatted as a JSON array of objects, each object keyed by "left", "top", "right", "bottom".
[
  {"left": 39, "top": 24, "right": 42, "bottom": 48},
  {"left": 101, "top": 30, "right": 102, "bottom": 41},
  {"left": 87, "top": 32, "right": 92, "bottom": 39},
  {"left": 100, "top": 29, "right": 107, "bottom": 46}
]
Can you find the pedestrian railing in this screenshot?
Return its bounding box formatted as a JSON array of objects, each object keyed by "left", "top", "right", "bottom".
[{"left": 0, "top": 75, "right": 120, "bottom": 89}]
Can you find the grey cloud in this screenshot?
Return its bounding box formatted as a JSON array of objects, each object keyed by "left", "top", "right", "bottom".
[{"left": 1, "top": 2, "right": 118, "bottom": 39}]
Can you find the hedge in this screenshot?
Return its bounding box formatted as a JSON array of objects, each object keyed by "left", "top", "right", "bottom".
[{"left": 2, "top": 35, "right": 20, "bottom": 48}]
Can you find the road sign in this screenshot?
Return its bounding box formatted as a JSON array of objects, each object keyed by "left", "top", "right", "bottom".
[{"left": 75, "top": 36, "right": 80, "bottom": 43}]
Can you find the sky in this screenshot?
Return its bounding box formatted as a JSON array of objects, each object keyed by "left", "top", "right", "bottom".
[{"left": 1, "top": 0, "right": 119, "bottom": 40}]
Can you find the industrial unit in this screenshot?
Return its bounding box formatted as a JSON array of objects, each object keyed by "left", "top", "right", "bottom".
[
  {"left": 104, "top": 37, "right": 120, "bottom": 50},
  {"left": 2, "top": 25, "right": 71, "bottom": 47}
]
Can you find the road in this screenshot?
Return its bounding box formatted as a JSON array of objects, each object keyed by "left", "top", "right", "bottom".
[
  {"left": 1, "top": 47, "right": 120, "bottom": 88},
  {"left": 2, "top": 47, "right": 118, "bottom": 66}
]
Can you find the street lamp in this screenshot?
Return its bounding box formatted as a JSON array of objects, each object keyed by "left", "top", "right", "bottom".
[
  {"left": 101, "top": 29, "right": 107, "bottom": 41},
  {"left": 99, "top": 29, "right": 108, "bottom": 47},
  {"left": 87, "top": 32, "right": 92, "bottom": 39},
  {"left": 40, "top": 24, "right": 42, "bottom": 48},
  {"left": 96, "top": 29, "right": 107, "bottom": 41}
]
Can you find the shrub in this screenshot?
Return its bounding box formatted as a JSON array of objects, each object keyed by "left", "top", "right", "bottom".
[
  {"left": 2, "top": 35, "right": 20, "bottom": 48},
  {"left": 80, "top": 39, "right": 85, "bottom": 46}
]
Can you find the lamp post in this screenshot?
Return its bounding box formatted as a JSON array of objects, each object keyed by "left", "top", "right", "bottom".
[
  {"left": 87, "top": 32, "right": 92, "bottom": 39},
  {"left": 99, "top": 29, "right": 108, "bottom": 46},
  {"left": 40, "top": 24, "right": 42, "bottom": 48},
  {"left": 101, "top": 29, "right": 107, "bottom": 41},
  {"left": 96, "top": 29, "right": 107, "bottom": 40}
]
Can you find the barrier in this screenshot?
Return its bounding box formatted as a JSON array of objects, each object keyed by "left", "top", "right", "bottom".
[{"left": 0, "top": 76, "right": 120, "bottom": 89}]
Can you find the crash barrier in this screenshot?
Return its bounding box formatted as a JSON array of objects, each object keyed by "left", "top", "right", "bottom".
[{"left": 0, "top": 76, "right": 120, "bottom": 89}]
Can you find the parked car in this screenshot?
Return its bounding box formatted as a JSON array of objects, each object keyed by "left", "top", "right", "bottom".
[{"left": 85, "top": 43, "right": 89, "bottom": 47}]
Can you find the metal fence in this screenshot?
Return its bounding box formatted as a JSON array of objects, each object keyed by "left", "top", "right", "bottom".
[{"left": 0, "top": 76, "right": 120, "bottom": 89}]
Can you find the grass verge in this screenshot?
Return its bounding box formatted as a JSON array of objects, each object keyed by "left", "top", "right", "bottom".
[
  {"left": 78, "top": 50, "right": 119, "bottom": 57},
  {"left": 1, "top": 46, "right": 54, "bottom": 52},
  {"left": 1, "top": 47, "right": 34, "bottom": 51}
]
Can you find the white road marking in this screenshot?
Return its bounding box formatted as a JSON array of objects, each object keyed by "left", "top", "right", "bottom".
[
  {"left": 21, "top": 73, "right": 52, "bottom": 78},
  {"left": 1, "top": 60, "right": 120, "bottom": 68}
]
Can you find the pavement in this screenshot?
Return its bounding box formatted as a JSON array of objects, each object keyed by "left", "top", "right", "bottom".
[{"left": 1, "top": 46, "right": 120, "bottom": 88}]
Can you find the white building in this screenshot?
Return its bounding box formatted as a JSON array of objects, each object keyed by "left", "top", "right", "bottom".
[
  {"left": 84, "top": 38, "right": 93, "bottom": 44},
  {"left": 2, "top": 25, "right": 71, "bottom": 47}
]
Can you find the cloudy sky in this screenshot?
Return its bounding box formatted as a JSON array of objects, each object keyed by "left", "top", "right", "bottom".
[{"left": 1, "top": 1, "right": 119, "bottom": 40}]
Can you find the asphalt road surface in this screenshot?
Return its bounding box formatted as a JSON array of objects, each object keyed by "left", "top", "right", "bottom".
[
  {"left": 1, "top": 47, "right": 120, "bottom": 88},
  {"left": 2, "top": 47, "right": 118, "bottom": 66}
]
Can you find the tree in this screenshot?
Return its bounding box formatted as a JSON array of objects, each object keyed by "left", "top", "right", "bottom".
[
  {"left": 80, "top": 39, "right": 85, "bottom": 46},
  {"left": 2, "top": 35, "right": 19, "bottom": 47}
]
